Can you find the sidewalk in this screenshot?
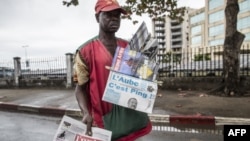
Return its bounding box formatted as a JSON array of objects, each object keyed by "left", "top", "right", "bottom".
[{"left": 0, "top": 88, "right": 250, "bottom": 125}]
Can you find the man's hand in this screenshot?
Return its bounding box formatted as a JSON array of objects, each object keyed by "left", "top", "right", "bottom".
[{"left": 82, "top": 113, "right": 93, "bottom": 136}]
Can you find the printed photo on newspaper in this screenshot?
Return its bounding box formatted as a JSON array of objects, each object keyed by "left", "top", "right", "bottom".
[
  {"left": 127, "top": 21, "right": 150, "bottom": 51},
  {"left": 53, "top": 115, "right": 112, "bottom": 141},
  {"left": 111, "top": 47, "right": 159, "bottom": 81},
  {"left": 102, "top": 71, "right": 157, "bottom": 113}
]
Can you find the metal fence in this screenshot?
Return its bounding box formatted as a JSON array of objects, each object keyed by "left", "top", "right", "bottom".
[
  {"left": 0, "top": 54, "right": 74, "bottom": 88},
  {"left": 158, "top": 43, "right": 250, "bottom": 78},
  {"left": 152, "top": 124, "right": 223, "bottom": 140},
  {"left": 20, "top": 56, "right": 67, "bottom": 80},
  {"left": 1, "top": 43, "right": 250, "bottom": 87}
]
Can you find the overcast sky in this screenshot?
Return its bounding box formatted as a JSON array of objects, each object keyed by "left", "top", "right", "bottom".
[{"left": 0, "top": 0, "right": 204, "bottom": 60}]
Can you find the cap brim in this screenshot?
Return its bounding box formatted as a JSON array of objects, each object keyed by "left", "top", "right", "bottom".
[{"left": 101, "top": 6, "right": 127, "bottom": 14}]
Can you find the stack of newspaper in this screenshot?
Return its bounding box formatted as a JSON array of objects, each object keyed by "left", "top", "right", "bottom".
[
  {"left": 112, "top": 21, "right": 159, "bottom": 81},
  {"left": 53, "top": 115, "right": 112, "bottom": 141},
  {"left": 103, "top": 22, "right": 159, "bottom": 113}
]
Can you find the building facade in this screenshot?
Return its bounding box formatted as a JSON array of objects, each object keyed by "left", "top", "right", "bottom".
[
  {"left": 153, "top": 0, "right": 250, "bottom": 67},
  {"left": 152, "top": 8, "right": 195, "bottom": 69},
  {"left": 189, "top": 0, "right": 250, "bottom": 60}
]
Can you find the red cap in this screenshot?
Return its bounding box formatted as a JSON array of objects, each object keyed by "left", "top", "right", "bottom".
[{"left": 95, "top": 0, "right": 127, "bottom": 14}]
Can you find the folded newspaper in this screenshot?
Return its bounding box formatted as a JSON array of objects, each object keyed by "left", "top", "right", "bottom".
[
  {"left": 53, "top": 115, "right": 112, "bottom": 141},
  {"left": 102, "top": 71, "right": 157, "bottom": 113}
]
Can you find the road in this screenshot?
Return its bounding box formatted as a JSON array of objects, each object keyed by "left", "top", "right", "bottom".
[
  {"left": 0, "top": 111, "right": 223, "bottom": 141},
  {"left": 0, "top": 111, "right": 59, "bottom": 141}
]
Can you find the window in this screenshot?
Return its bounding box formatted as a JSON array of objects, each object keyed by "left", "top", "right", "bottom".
[
  {"left": 209, "top": 0, "right": 224, "bottom": 10},
  {"left": 191, "top": 25, "right": 201, "bottom": 36},
  {"left": 209, "top": 39, "right": 224, "bottom": 46},
  {"left": 209, "top": 24, "right": 224, "bottom": 37},
  {"left": 191, "top": 36, "right": 202, "bottom": 45},
  {"left": 209, "top": 10, "right": 224, "bottom": 23},
  {"left": 190, "top": 12, "right": 205, "bottom": 24},
  {"left": 237, "top": 16, "right": 250, "bottom": 30},
  {"left": 239, "top": 0, "right": 250, "bottom": 13}
]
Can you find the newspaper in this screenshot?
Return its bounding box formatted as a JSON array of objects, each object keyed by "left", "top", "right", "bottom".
[
  {"left": 140, "top": 38, "right": 159, "bottom": 60},
  {"left": 102, "top": 71, "right": 157, "bottom": 113},
  {"left": 112, "top": 47, "right": 142, "bottom": 77},
  {"left": 111, "top": 46, "right": 159, "bottom": 81},
  {"left": 103, "top": 21, "right": 159, "bottom": 113},
  {"left": 53, "top": 115, "right": 112, "bottom": 141},
  {"left": 127, "top": 21, "right": 150, "bottom": 51}
]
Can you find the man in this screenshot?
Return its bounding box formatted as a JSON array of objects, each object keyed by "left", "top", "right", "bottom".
[{"left": 73, "top": 0, "right": 152, "bottom": 140}]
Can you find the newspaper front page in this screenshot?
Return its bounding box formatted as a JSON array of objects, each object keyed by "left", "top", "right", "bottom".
[
  {"left": 53, "top": 115, "right": 112, "bottom": 141},
  {"left": 112, "top": 46, "right": 159, "bottom": 81},
  {"left": 102, "top": 71, "right": 157, "bottom": 113}
]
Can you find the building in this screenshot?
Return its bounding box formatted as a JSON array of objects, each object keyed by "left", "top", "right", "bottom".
[
  {"left": 152, "top": 0, "right": 250, "bottom": 67},
  {"left": 205, "top": 0, "right": 250, "bottom": 46},
  {"left": 152, "top": 8, "right": 195, "bottom": 69},
  {"left": 189, "top": 0, "right": 250, "bottom": 61}
]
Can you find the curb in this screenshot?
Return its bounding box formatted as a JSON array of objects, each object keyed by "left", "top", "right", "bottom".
[
  {"left": 149, "top": 114, "right": 215, "bottom": 125},
  {"left": 149, "top": 114, "right": 250, "bottom": 125},
  {"left": 1, "top": 102, "right": 250, "bottom": 125},
  {"left": 0, "top": 102, "right": 81, "bottom": 117}
]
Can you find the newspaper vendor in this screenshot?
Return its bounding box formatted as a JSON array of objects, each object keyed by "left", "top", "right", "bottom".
[{"left": 73, "top": 0, "right": 152, "bottom": 140}]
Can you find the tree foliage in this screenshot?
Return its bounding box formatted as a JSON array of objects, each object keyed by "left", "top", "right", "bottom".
[
  {"left": 62, "top": 0, "right": 78, "bottom": 7},
  {"left": 162, "top": 51, "right": 181, "bottom": 63},
  {"left": 194, "top": 54, "right": 211, "bottom": 61},
  {"left": 62, "top": 0, "right": 185, "bottom": 24}
]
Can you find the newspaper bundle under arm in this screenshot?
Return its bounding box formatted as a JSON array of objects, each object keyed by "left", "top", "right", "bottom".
[{"left": 53, "top": 115, "right": 112, "bottom": 141}]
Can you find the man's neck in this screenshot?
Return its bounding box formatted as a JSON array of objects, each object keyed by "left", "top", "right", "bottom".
[
  {"left": 99, "top": 32, "right": 117, "bottom": 56},
  {"left": 99, "top": 31, "right": 116, "bottom": 42}
]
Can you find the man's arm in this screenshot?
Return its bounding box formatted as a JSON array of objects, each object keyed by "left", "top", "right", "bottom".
[
  {"left": 75, "top": 84, "right": 93, "bottom": 136},
  {"left": 73, "top": 52, "right": 92, "bottom": 136}
]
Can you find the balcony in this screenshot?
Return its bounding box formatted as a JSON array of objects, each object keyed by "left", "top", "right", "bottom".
[
  {"left": 156, "top": 34, "right": 165, "bottom": 39},
  {"left": 171, "top": 32, "right": 181, "bottom": 36},
  {"left": 172, "top": 44, "right": 182, "bottom": 48},
  {"left": 171, "top": 38, "right": 182, "bottom": 42},
  {"left": 155, "top": 22, "right": 165, "bottom": 27},
  {"left": 155, "top": 29, "right": 165, "bottom": 33},
  {"left": 171, "top": 25, "right": 182, "bottom": 30}
]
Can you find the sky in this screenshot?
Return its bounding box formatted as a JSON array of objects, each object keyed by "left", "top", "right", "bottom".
[{"left": 0, "top": 0, "right": 205, "bottom": 60}]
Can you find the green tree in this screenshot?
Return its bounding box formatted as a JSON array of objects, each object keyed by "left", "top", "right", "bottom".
[
  {"left": 62, "top": 0, "right": 185, "bottom": 23},
  {"left": 194, "top": 54, "right": 210, "bottom": 61}
]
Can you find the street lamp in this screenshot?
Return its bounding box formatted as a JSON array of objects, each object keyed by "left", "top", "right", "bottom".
[{"left": 22, "top": 45, "right": 29, "bottom": 67}]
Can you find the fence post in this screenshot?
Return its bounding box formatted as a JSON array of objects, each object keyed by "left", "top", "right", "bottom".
[
  {"left": 13, "top": 57, "right": 21, "bottom": 87},
  {"left": 65, "top": 53, "right": 74, "bottom": 88}
]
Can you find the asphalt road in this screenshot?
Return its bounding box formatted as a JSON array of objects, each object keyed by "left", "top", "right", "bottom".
[
  {"left": 0, "top": 111, "right": 59, "bottom": 141},
  {"left": 0, "top": 111, "right": 223, "bottom": 141}
]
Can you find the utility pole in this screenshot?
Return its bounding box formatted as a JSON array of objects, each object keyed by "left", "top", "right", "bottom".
[{"left": 22, "top": 45, "right": 29, "bottom": 68}]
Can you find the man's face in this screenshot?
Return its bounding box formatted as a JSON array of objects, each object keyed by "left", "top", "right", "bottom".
[
  {"left": 128, "top": 98, "right": 137, "bottom": 109},
  {"left": 98, "top": 9, "right": 121, "bottom": 33}
]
